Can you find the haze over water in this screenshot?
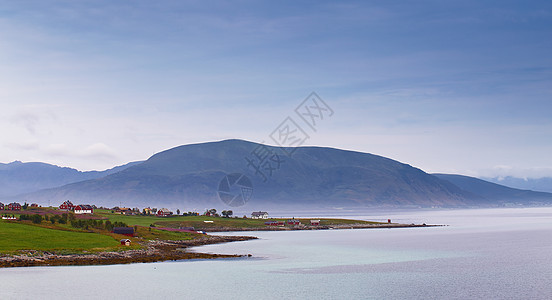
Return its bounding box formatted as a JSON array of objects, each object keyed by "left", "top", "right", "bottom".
[{"left": 1, "top": 207, "right": 551, "bottom": 299}]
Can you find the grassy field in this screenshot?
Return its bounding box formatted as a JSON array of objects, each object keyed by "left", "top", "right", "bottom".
[
  {"left": 0, "top": 220, "right": 120, "bottom": 252},
  {"left": 94, "top": 209, "right": 382, "bottom": 229}
]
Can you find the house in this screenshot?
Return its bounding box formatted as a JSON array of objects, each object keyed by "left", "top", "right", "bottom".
[
  {"left": 120, "top": 239, "right": 131, "bottom": 246},
  {"left": 251, "top": 211, "right": 269, "bottom": 219},
  {"left": 157, "top": 208, "right": 173, "bottom": 217},
  {"left": 310, "top": 219, "right": 320, "bottom": 226},
  {"left": 74, "top": 204, "right": 94, "bottom": 214},
  {"left": 116, "top": 207, "right": 133, "bottom": 215},
  {"left": 113, "top": 227, "right": 135, "bottom": 236},
  {"left": 7, "top": 202, "right": 21, "bottom": 211},
  {"left": 59, "top": 200, "right": 75, "bottom": 211},
  {"left": 143, "top": 207, "right": 153, "bottom": 215},
  {"left": 265, "top": 221, "right": 284, "bottom": 226},
  {"left": 287, "top": 219, "right": 301, "bottom": 226}
]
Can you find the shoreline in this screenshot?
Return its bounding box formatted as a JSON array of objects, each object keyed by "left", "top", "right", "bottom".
[
  {"left": 0, "top": 235, "right": 257, "bottom": 268},
  {"left": 0, "top": 223, "right": 441, "bottom": 268},
  {"left": 201, "top": 223, "right": 443, "bottom": 232}
]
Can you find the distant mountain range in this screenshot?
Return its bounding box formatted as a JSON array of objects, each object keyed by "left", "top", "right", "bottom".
[
  {"left": 480, "top": 176, "right": 552, "bottom": 193},
  {"left": 433, "top": 174, "right": 552, "bottom": 205},
  {"left": 0, "top": 161, "right": 142, "bottom": 198},
  {"left": 2, "top": 140, "right": 552, "bottom": 210}
]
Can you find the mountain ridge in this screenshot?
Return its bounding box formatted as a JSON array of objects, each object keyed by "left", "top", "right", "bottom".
[{"left": 4, "top": 140, "right": 552, "bottom": 210}]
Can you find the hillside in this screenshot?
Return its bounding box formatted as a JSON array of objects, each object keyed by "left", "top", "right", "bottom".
[
  {"left": 13, "top": 140, "right": 480, "bottom": 210},
  {"left": 433, "top": 174, "right": 552, "bottom": 204}
]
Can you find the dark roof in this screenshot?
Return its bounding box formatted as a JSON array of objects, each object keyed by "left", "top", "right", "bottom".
[
  {"left": 251, "top": 211, "right": 268, "bottom": 216},
  {"left": 113, "top": 227, "right": 135, "bottom": 234},
  {"left": 120, "top": 239, "right": 131, "bottom": 242},
  {"left": 76, "top": 204, "right": 93, "bottom": 210}
]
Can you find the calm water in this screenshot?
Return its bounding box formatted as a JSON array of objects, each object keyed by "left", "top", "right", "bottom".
[{"left": 1, "top": 207, "right": 551, "bottom": 299}]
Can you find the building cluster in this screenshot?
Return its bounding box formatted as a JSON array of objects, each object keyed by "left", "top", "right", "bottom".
[{"left": 114, "top": 206, "right": 176, "bottom": 217}]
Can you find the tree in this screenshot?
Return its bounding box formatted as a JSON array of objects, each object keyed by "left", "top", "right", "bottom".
[
  {"left": 30, "top": 214, "right": 42, "bottom": 224},
  {"left": 222, "top": 210, "right": 233, "bottom": 218},
  {"left": 22, "top": 202, "right": 29, "bottom": 210},
  {"left": 176, "top": 209, "right": 180, "bottom": 215}
]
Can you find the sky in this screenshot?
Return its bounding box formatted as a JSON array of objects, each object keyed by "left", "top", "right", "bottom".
[{"left": 0, "top": 0, "right": 551, "bottom": 178}]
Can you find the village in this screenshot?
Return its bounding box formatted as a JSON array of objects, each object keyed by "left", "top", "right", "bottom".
[{"left": 0, "top": 200, "right": 329, "bottom": 228}]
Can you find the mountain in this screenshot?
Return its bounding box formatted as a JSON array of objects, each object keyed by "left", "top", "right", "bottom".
[
  {"left": 6, "top": 140, "right": 475, "bottom": 210},
  {"left": 9, "top": 140, "right": 552, "bottom": 210},
  {"left": 433, "top": 174, "right": 552, "bottom": 204},
  {"left": 481, "top": 176, "right": 552, "bottom": 193},
  {"left": 0, "top": 161, "right": 143, "bottom": 198}
]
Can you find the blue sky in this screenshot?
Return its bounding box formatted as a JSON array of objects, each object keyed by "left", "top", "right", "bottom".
[{"left": 0, "top": 0, "right": 551, "bottom": 178}]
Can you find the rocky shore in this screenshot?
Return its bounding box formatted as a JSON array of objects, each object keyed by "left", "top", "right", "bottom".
[
  {"left": 0, "top": 235, "right": 257, "bottom": 268},
  {"left": 202, "top": 223, "right": 443, "bottom": 232}
]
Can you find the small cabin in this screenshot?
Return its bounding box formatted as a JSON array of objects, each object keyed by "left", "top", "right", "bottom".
[
  {"left": 310, "top": 220, "right": 320, "bottom": 226},
  {"left": 120, "top": 239, "right": 131, "bottom": 246},
  {"left": 265, "top": 221, "right": 285, "bottom": 226}
]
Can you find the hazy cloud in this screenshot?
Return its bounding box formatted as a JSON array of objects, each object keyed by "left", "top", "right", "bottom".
[
  {"left": 9, "top": 111, "right": 41, "bottom": 135},
  {"left": 81, "top": 143, "right": 117, "bottom": 160}
]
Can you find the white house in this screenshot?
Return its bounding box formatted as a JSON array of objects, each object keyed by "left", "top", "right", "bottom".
[
  {"left": 74, "top": 204, "right": 94, "bottom": 214},
  {"left": 251, "top": 211, "right": 269, "bottom": 219}
]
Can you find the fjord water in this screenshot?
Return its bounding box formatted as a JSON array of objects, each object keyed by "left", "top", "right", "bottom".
[{"left": 1, "top": 208, "right": 551, "bottom": 299}]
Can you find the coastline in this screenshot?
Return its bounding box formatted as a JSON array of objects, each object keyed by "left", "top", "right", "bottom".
[
  {"left": 201, "top": 222, "right": 443, "bottom": 232},
  {"left": 0, "top": 235, "right": 257, "bottom": 268},
  {"left": 0, "top": 223, "right": 442, "bottom": 268}
]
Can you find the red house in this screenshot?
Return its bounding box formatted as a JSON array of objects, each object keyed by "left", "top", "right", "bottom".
[
  {"left": 265, "top": 221, "right": 285, "bottom": 226},
  {"left": 287, "top": 219, "right": 301, "bottom": 225},
  {"left": 7, "top": 202, "right": 22, "bottom": 211},
  {"left": 59, "top": 200, "right": 75, "bottom": 211},
  {"left": 157, "top": 208, "right": 173, "bottom": 217}
]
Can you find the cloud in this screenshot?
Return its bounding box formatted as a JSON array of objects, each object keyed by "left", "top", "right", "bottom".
[
  {"left": 9, "top": 111, "right": 41, "bottom": 134},
  {"left": 3, "top": 140, "right": 40, "bottom": 151},
  {"left": 476, "top": 165, "right": 552, "bottom": 179},
  {"left": 81, "top": 143, "right": 117, "bottom": 160},
  {"left": 44, "top": 143, "right": 71, "bottom": 157}
]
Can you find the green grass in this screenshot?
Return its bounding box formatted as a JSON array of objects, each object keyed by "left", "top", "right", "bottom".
[
  {"left": 0, "top": 220, "right": 120, "bottom": 253},
  {"left": 135, "top": 226, "right": 196, "bottom": 241},
  {"left": 95, "top": 210, "right": 382, "bottom": 229}
]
